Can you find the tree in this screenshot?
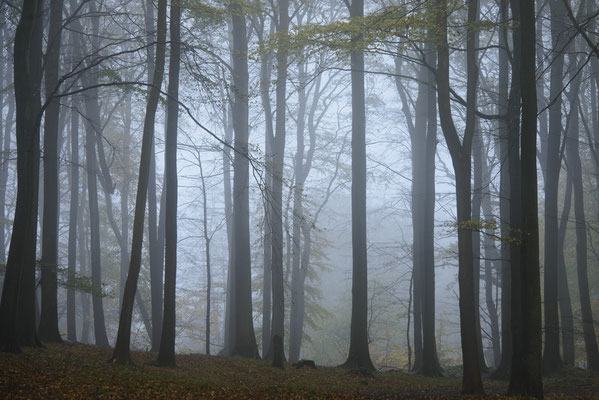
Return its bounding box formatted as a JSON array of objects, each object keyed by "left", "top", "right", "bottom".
[
  {"left": 156, "top": 0, "right": 181, "bottom": 366},
  {"left": 542, "top": 0, "right": 568, "bottom": 373},
  {"left": 341, "top": 0, "right": 374, "bottom": 372},
  {"left": 267, "top": 0, "right": 290, "bottom": 364},
  {"left": 112, "top": 0, "right": 167, "bottom": 365},
  {"left": 564, "top": 28, "right": 599, "bottom": 371},
  {"left": 0, "top": 0, "right": 44, "bottom": 353},
  {"left": 434, "top": 0, "right": 483, "bottom": 393},
  {"left": 229, "top": 0, "right": 259, "bottom": 359},
  {"left": 508, "top": 0, "right": 543, "bottom": 396},
  {"left": 67, "top": 94, "right": 80, "bottom": 343},
  {"left": 394, "top": 37, "right": 441, "bottom": 376},
  {"left": 38, "top": 0, "right": 64, "bottom": 344}
]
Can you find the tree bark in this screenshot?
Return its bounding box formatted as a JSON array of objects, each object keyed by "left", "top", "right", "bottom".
[
  {"left": 434, "top": 0, "right": 483, "bottom": 393},
  {"left": 490, "top": 0, "right": 512, "bottom": 380},
  {"left": 229, "top": 0, "right": 259, "bottom": 359},
  {"left": 156, "top": 0, "right": 180, "bottom": 365},
  {"left": 112, "top": 0, "right": 167, "bottom": 365},
  {"left": 542, "top": 0, "right": 568, "bottom": 373},
  {"left": 265, "top": 0, "right": 290, "bottom": 365},
  {"left": 342, "top": 0, "right": 374, "bottom": 372},
  {"left": 565, "top": 36, "right": 599, "bottom": 371},
  {"left": 0, "top": 0, "right": 44, "bottom": 352},
  {"left": 508, "top": 0, "right": 543, "bottom": 396},
  {"left": 39, "top": 0, "right": 64, "bottom": 344},
  {"left": 557, "top": 173, "right": 574, "bottom": 365},
  {"left": 67, "top": 95, "right": 79, "bottom": 343}
]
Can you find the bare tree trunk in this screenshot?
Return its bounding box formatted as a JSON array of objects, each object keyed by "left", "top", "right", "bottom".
[
  {"left": 112, "top": 0, "right": 167, "bottom": 365},
  {"left": 342, "top": 0, "right": 374, "bottom": 372},
  {"left": 435, "top": 0, "right": 483, "bottom": 393},
  {"left": 82, "top": 95, "right": 109, "bottom": 348},
  {"left": 67, "top": 95, "right": 79, "bottom": 343},
  {"left": 0, "top": 0, "right": 43, "bottom": 352},
  {"left": 229, "top": 0, "right": 259, "bottom": 359},
  {"left": 265, "top": 0, "right": 290, "bottom": 365},
  {"left": 221, "top": 98, "right": 234, "bottom": 355},
  {"left": 156, "top": 0, "right": 180, "bottom": 365},
  {"left": 508, "top": 0, "right": 543, "bottom": 396},
  {"left": 542, "top": 0, "right": 568, "bottom": 373},
  {"left": 0, "top": 93, "right": 14, "bottom": 266},
  {"left": 289, "top": 57, "right": 308, "bottom": 365},
  {"left": 78, "top": 175, "right": 90, "bottom": 343},
  {"left": 490, "top": 0, "right": 512, "bottom": 380},
  {"left": 39, "top": 0, "right": 64, "bottom": 344},
  {"left": 566, "top": 38, "right": 599, "bottom": 371},
  {"left": 557, "top": 173, "right": 574, "bottom": 365},
  {"left": 481, "top": 152, "right": 500, "bottom": 368},
  {"left": 255, "top": 14, "right": 274, "bottom": 358}
]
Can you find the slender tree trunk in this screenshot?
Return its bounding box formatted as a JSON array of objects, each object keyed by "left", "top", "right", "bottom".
[
  {"left": 566, "top": 39, "right": 599, "bottom": 371},
  {"left": 221, "top": 99, "right": 234, "bottom": 355},
  {"left": 435, "top": 0, "right": 483, "bottom": 393},
  {"left": 0, "top": 93, "right": 14, "bottom": 266},
  {"left": 256, "top": 15, "right": 274, "bottom": 358},
  {"left": 38, "top": 0, "right": 64, "bottom": 344},
  {"left": 481, "top": 153, "right": 500, "bottom": 367},
  {"left": 198, "top": 152, "right": 211, "bottom": 355},
  {"left": 112, "top": 0, "right": 167, "bottom": 365},
  {"left": 342, "top": 0, "right": 374, "bottom": 371},
  {"left": 472, "top": 121, "right": 487, "bottom": 372},
  {"left": 156, "top": 0, "right": 180, "bottom": 365},
  {"left": 144, "top": 0, "right": 163, "bottom": 353},
  {"left": 490, "top": 0, "right": 512, "bottom": 380},
  {"left": 289, "top": 58, "right": 308, "bottom": 365},
  {"left": 0, "top": 0, "right": 43, "bottom": 352},
  {"left": 557, "top": 173, "right": 575, "bottom": 365},
  {"left": 542, "top": 0, "right": 568, "bottom": 373},
  {"left": 266, "top": 0, "right": 290, "bottom": 365},
  {"left": 78, "top": 175, "right": 90, "bottom": 343},
  {"left": 229, "top": 0, "right": 259, "bottom": 359},
  {"left": 67, "top": 96, "right": 79, "bottom": 343},
  {"left": 83, "top": 96, "right": 109, "bottom": 348},
  {"left": 508, "top": 0, "right": 543, "bottom": 396}
]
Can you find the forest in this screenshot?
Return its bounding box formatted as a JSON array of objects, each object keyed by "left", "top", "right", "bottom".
[{"left": 0, "top": 0, "right": 599, "bottom": 398}]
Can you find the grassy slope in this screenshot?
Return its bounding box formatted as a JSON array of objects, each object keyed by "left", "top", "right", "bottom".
[{"left": 0, "top": 343, "right": 598, "bottom": 399}]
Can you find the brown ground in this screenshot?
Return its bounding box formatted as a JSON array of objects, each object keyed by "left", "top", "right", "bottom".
[{"left": 0, "top": 343, "right": 597, "bottom": 399}]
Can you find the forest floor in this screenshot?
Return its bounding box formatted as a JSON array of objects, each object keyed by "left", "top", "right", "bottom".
[{"left": 0, "top": 343, "right": 598, "bottom": 399}]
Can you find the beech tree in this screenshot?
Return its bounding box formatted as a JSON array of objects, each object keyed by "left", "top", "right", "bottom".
[{"left": 0, "top": 0, "right": 44, "bottom": 353}]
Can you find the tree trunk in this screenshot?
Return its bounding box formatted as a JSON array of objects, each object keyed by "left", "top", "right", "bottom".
[
  {"left": 342, "top": 0, "right": 374, "bottom": 372},
  {"left": 472, "top": 121, "right": 487, "bottom": 372},
  {"left": 221, "top": 98, "right": 234, "bottom": 355},
  {"left": 490, "top": 0, "right": 512, "bottom": 380},
  {"left": 557, "top": 173, "right": 574, "bottom": 365},
  {"left": 508, "top": 0, "right": 543, "bottom": 396},
  {"left": 565, "top": 38, "right": 599, "bottom": 371},
  {"left": 289, "top": 58, "right": 308, "bottom": 365},
  {"left": 229, "top": 0, "right": 259, "bottom": 359},
  {"left": 112, "top": 0, "right": 167, "bottom": 365},
  {"left": 434, "top": 0, "right": 483, "bottom": 393},
  {"left": 542, "top": 0, "right": 568, "bottom": 374},
  {"left": 156, "top": 0, "right": 180, "bottom": 365},
  {"left": 266, "top": 0, "right": 289, "bottom": 365},
  {"left": 0, "top": 92, "right": 14, "bottom": 266},
  {"left": 256, "top": 14, "right": 274, "bottom": 358},
  {"left": 67, "top": 95, "right": 79, "bottom": 343},
  {"left": 481, "top": 152, "right": 500, "bottom": 368},
  {"left": 82, "top": 92, "right": 110, "bottom": 348},
  {"left": 146, "top": 0, "right": 163, "bottom": 351},
  {"left": 78, "top": 175, "right": 90, "bottom": 343},
  {"left": 38, "top": 0, "right": 64, "bottom": 344},
  {"left": 0, "top": 0, "right": 43, "bottom": 352}
]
